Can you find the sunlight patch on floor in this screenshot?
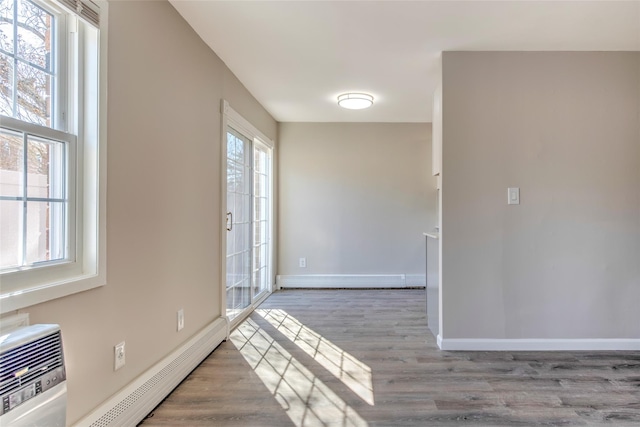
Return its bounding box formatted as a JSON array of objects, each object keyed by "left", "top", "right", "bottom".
[
  {"left": 231, "top": 318, "right": 368, "bottom": 427},
  {"left": 256, "top": 308, "right": 375, "bottom": 406}
]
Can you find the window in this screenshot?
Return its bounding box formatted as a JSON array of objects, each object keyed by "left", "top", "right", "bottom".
[
  {"left": 1, "top": 119, "right": 75, "bottom": 270},
  {"left": 0, "top": 0, "right": 58, "bottom": 126},
  {"left": 0, "top": 0, "right": 105, "bottom": 313}
]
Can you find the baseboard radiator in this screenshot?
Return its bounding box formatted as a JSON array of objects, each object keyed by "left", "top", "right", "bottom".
[
  {"left": 75, "top": 318, "right": 228, "bottom": 427},
  {"left": 276, "top": 274, "right": 426, "bottom": 289}
]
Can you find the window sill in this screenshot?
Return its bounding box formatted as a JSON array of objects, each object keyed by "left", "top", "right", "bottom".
[{"left": 0, "top": 270, "right": 105, "bottom": 313}]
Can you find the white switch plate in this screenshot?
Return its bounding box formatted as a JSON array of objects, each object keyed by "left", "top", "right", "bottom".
[
  {"left": 114, "top": 341, "right": 126, "bottom": 371},
  {"left": 508, "top": 187, "right": 520, "bottom": 205},
  {"left": 299, "top": 257, "right": 307, "bottom": 268},
  {"left": 177, "top": 309, "right": 184, "bottom": 332}
]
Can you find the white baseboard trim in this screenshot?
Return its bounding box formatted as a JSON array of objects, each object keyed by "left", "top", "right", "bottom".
[
  {"left": 75, "top": 317, "right": 228, "bottom": 427},
  {"left": 276, "top": 274, "right": 426, "bottom": 289},
  {"left": 405, "top": 274, "right": 426, "bottom": 287},
  {"left": 437, "top": 337, "right": 640, "bottom": 351}
]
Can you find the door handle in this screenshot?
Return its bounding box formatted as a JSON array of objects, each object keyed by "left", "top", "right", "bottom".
[{"left": 226, "top": 211, "right": 233, "bottom": 231}]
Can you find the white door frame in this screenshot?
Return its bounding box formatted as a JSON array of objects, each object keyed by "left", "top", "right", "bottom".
[{"left": 220, "top": 100, "right": 275, "bottom": 330}]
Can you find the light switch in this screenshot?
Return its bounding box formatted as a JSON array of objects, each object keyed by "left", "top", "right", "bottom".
[{"left": 508, "top": 187, "right": 520, "bottom": 205}]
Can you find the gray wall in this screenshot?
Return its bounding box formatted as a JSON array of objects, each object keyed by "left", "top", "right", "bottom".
[
  {"left": 12, "top": 1, "right": 277, "bottom": 423},
  {"left": 441, "top": 52, "right": 640, "bottom": 339},
  {"left": 278, "top": 122, "right": 436, "bottom": 276}
]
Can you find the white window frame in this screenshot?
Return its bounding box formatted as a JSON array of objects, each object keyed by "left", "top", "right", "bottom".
[
  {"left": 0, "top": 0, "right": 107, "bottom": 313},
  {"left": 0, "top": 116, "right": 77, "bottom": 270}
]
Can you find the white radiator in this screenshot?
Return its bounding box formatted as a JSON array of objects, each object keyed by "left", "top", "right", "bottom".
[
  {"left": 0, "top": 324, "right": 67, "bottom": 426},
  {"left": 75, "top": 318, "right": 228, "bottom": 427}
]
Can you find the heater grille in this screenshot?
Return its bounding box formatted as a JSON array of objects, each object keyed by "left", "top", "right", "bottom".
[{"left": 77, "top": 318, "right": 228, "bottom": 427}]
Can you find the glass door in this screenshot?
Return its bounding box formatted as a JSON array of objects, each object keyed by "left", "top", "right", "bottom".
[
  {"left": 252, "top": 141, "right": 271, "bottom": 300},
  {"left": 225, "top": 128, "right": 273, "bottom": 322},
  {"left": 226, "top": 128, "right": 252, "bottom": 321}
]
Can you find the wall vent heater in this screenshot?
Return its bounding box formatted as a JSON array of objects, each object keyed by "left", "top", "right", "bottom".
[{"left": 0, "top": 324, "right": 67, "bottom": 426}]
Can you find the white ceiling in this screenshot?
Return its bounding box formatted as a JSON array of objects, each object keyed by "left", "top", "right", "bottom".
[{"left": 169, "top": 1, "right": 640, "bottom": 123}]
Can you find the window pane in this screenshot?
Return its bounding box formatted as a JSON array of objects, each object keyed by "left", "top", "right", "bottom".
[
  {"left": 0, "top": 0, "right": 14, "bottom": 53},
  {"left": 0, "top": 52, "right": 14, "bottom": 117},
  {"left": 27, "top": 135, "right": 64, "bottom": 199},
  {"left": 0, "top": 199, "right": 22, "bottom": 269},
  {"left": 16, "top": 61, "right": 52, "bottom": 126},
  {"left": 17, "top": 0, "right": 53, "bottom": 71},
  {"left": 0, "top": 127, "right": 23, "bottom": 197},
  {"left": 25, "top": 200, "right": 65, "bottom": 264}
]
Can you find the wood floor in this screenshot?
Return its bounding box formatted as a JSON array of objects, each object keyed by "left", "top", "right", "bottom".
[{"left": 140, "top": 289, "right": 640, "bottom": 426}]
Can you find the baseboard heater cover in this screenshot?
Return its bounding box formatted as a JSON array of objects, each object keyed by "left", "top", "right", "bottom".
[
  {"left": 437, "top": 336, "right": 640, "bottom": 351},
  {"left": 276, "top": 274, "right": 425, "bottom": 288},
  {"left": 75, "top": 317, "right": 228, "bottom": 427}
]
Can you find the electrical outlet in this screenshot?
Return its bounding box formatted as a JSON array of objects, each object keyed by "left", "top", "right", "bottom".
[
  {"left": 177, "top": 309, "right": 184, "bottom": 332},
  {"left": 114, "top": 342, "right": 125, "bottom": 371},
  {"left": 299, "top": 257, "right": 307, "bottom": 268}
]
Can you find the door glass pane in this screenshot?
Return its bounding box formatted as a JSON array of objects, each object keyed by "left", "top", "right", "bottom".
[
  {"left": 235, "top": 135, "right": 244, "bottom": 163},
  {"left": 253, "top": 142, "right": 271, "bottom": 298},
  {"left": 226, "top": 129, "right": 252, "bottom": 321},
  {"left": 235, "top": 181, "right": 244, "bottom": 223}
]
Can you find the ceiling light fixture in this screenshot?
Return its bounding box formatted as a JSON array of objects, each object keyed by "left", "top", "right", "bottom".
[{"left": 337, "top": 93, "right": 374, "bottom": 110}]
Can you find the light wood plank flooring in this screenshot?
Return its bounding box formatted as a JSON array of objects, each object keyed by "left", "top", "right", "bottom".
[{"left": 140, "top": 289, "right": 640, "bottom": 426}]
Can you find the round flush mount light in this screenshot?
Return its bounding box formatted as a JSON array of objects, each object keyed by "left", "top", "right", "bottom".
[{"left": 337, "top": 93, "right": 374, "bottom": 110}]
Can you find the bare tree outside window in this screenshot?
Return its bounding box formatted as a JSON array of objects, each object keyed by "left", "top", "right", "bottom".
[
  {"left": 1, "top": 0, "right": 54, "bottom": 172},
  {"left": 1, "top": 0, "right": 54, "bottom": 124},
  {"left": 1, "top": 0, "right": 61, "bottom": 269}
]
